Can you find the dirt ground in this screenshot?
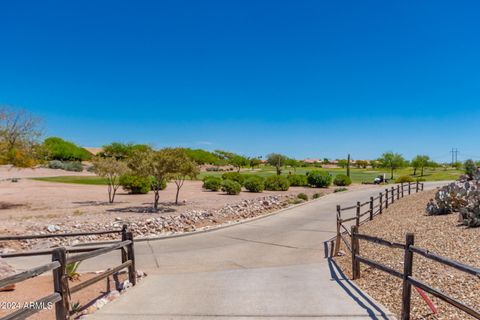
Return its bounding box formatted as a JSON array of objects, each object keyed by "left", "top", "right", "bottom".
[
  {"left": 335, "top": 190, "right": 480, "bottom": 320},
  {"left": 0, "top": 166, "right": 371, "bottom": 234},
  {"left": 0, "top": 272, "right": 128, "bottom": 319}
]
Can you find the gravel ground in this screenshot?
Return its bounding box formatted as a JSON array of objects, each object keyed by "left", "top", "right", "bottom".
[{"left": 335, "top": 190, "right": 480, "bottom": 320}]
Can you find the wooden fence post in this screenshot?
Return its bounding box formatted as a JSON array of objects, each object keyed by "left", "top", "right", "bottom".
[
  {"left": 52, "top": 247, "right": 69, "bottom": 320},
  {"left": 334, "top": 205, "right": 341, "bottom": 256},
  {"left": 391, "top": 187, "right": 395, "bottom": 204},
  {"left": 125, "top": 231, "right": 136, "bottom": 286},
  {"left": 356, "top": 201, "right": 361, "bottom": 227},
  {"left": 408, "top": 182, "right": 411, "bottom": 195},
  {"left": 421, "top": 183, "right": 424, "bottom": 191},
  {"left": 121, "top": 224, "right": 128, "bottom": 264},
  {"left": 385, "top": 189, "right": 389, "bottom": 209},
  {"left": 397, "top": 185, "right": 400, "bottom": 200},
  {"left": 351, "top": 225, "right": 360, "bottom": 280},
  {"left": 401, "top": 233, "right": 415, "bottom": 320},
  {"left": 379, "top": 192, "right": 383, "bottom": 214},
  {"left": 401, "top": 183, "right": 404, "bottom": 198},
  {"left": 369, "top": 196, "right": 374, "bottom": 220},
  {"left": 416, "top": 181, "right": 419, "bottom": 193}
]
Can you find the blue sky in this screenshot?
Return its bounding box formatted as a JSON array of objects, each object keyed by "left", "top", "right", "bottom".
[{"left": 1, "top": 1, "right": 479, "bottom": 161}]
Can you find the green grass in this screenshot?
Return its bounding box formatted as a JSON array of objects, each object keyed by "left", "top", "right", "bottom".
[
  {"left": 32, "top": 176, "right": 110, "bottom": 185},
  {"left": 33, "top": 166, "right": 462, "bottom": 186}
]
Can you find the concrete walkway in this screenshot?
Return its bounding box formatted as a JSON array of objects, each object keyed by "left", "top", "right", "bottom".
[{"left": 9, "top": 182, "right": 446, "bottom": 319}]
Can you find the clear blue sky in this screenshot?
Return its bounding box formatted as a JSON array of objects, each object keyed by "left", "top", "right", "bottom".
[{"left": 1, "top": 1, "right": 479, "bottom": 162}]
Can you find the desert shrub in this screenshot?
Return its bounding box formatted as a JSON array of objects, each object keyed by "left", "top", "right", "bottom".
[
  {"left": 287, "top": 174, "right": 308, "bottom": 186},
  {"left": 264, "top": 175, "right": 290, "bottom": 191},
  {"left": 221, "top": 172, "right": 245, "bottom": 185},
  {"left": 203, "top": 176, "right": 223, "bottom": 191},
  {"left": 120, "top": 175, "right": 151, "bottom": 194},
  {"left": 307, "top": 170, "right": 332, "bottom": 188},
  {"left": 334, "top": 187, "right": 348, "bottom": 193},
  {"left": 312, "top": 192, "right": 322, "bottom": 199},
  {"left": 48, "top": 160, "right": 64, "bottom": 169},
  {"left": 395, "top": 175, "right": 414, "bottom": 183},
  {"left": 290, "top": 198, "right": 304, "bottom": 205},
  {"left": 62, "top": 161, "right": 83, "bottom": 172},
  {"left": 221, "top": 179, "right": 241, "bottom": 195},
  {"left": 333, "top": 174, "right": 352, "bottom": 186},
  {"left": 244, "top": 176, "right": 265, "bottom": 193},
  {"left": 206, "top": 167, "right": 224, "bottom": 172},
  {"left": 43, "top": 137, "right": 92, "bottom": 161},
  {"left": 297, "top": 193, "right": 308, "bottom": 201},
  {"left": 464, "top": 159, "right": 477, "bottom": 179}
]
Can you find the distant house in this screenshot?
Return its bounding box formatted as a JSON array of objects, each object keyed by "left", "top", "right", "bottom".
[{"left": 303, "top": 158, "right": 321, "bottom": 164}]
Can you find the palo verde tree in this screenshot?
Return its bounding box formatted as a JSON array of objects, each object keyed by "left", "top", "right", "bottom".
[
  {"left": 286, "top": 158, "right": 300, "bottom": 173},
  {"left": 378, "top": 152, "right": 406, "bottom": 179},
  {"left": 214, "top": 150, "right": 248, "bottom": 172},
  {"left": 0, "top": 106, "right": 43, "bottom": 167},
  {"left": 93, "top": 157, "right": 130, "bottom": 203},
  {"left": 167, "top": 148, "right": 199, "bottom": 204},
  {"left": 267, "top": 153, "right": 288, "bottom": 175},
  {"left": 101, "top": 142, "right": 151, "bottom": 160},
  {"left": 411, "top": 155, "right": 430, "bottom": 176},
  {"left": 249, "top": 157, "right": 262, "bottom": 170}
]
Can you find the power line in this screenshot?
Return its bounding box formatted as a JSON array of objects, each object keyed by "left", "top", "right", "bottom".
[{"left": 450, "top": 148, "right": 459, "bottom": 165}]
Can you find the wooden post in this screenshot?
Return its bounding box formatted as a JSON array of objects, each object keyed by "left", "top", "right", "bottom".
[
  {"left": 126, "top": 231, "right": 136, "bottom": 285},
  {"left": 391, "top": 187, "right": 395, "bottom": 204},
  {"left": 416, "top": 181, "right": 419, "bottom": 193},
  {"left": 334, "top": 205, "right": 342, "bottom": 256},
  {"left": 379, "top": 192, "right": 383, "bottom": 214},
  {"left": 408, "top": 182, "right": 411, "bottom": 195},
  {"left": 351, "top": 225, "right": 360, "bottom": 280},
  {"left": 401, "top": 183, "right": 404, "bottom": 198},
  {"left": 385, "top": 189, "right": 389, "bottom": 209},
  {"left": 421, "top": 183, "right": 424, "bottom": 191},
  {"left": 369, "top": 196, "right": 374, "bottom": 220},
  {"left": 401, "top": 233, "right": 415, "bottom": 320},
  {"left": 121, "top": 224, "right": 128, "bottom": 264},
  {"left": 356, "top": 201, "right": 361, "bottom": 227},
  {"left": 52, "top": 247, "right": 69, "bottom": 320},
  {"left": 397, "top": 185, "right": 400, "bottom": 200}
]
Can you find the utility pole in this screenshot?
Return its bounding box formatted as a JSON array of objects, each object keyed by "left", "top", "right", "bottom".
[
  {"left": 450, "top": 148, "right": 459, "bottom": 166},
  {"left": 347, "top": 154, "right": 351, "bottom": 178}
]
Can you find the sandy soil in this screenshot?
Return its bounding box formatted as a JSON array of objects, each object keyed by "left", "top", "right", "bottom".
[
  {"left": 0, "top": 165, "right": 95, "bottom": 179},
  {"left": 0, "top": 272, "right": 128, "bottom": 319},
  {"left": 335, "top": 190, "right": 480, "bottom": 320}
]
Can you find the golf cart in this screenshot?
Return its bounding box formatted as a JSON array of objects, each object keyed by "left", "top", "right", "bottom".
[{"left": 374, "top": 175, "right": 388, "bottom": 184}]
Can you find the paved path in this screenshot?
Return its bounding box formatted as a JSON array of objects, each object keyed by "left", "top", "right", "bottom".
[{"left": 8, "top": 182, "right": 447, "bottom": 319}]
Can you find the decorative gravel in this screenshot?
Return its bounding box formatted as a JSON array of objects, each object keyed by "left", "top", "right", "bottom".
[{"left": 335, "top": 189, "right": 480, "bottom": 320}]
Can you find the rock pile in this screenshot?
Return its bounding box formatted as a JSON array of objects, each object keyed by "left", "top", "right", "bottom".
[{"left": 426, "top": 180, "right": 480, "bottom": 227}]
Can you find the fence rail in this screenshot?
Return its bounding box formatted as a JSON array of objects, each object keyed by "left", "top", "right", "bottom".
[
  {"left": 0, "top": 226, "right": 136, "bottom": 320},
  {"left": 351, "top": 227, "right": 480, "bottom": 320},
  {"left": 334, "top": 181, "right": 423, "bottom": 256}
]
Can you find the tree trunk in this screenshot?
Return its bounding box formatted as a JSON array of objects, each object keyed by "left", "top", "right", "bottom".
[
  {"left": 276, "top": 166, "right": 281, "bottom": 175},
  {"left": 175, "top": 186, "right": 180, "bottom": 205},
  {"left": 108, "top": 184, "right": 113, "bottom": 203},
  {"left": 391, "top": 168, "right": 394, "bottom": 179},
  {"left": 413, "top": 167, "right": 417, "bottom": 176},
  {"left": 154, "top": 190, "right": 159, "bottom": 210},
  {"left": 421, "top": 166, "right": 424, "bottom": 176}
]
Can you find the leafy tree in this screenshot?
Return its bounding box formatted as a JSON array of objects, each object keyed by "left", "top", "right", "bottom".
[
  {"left": 322, "top": 158, "right": 330, "bottom": 164},
  {"left": 356, "top": 160, "right": 368, "bottom": 169},
  {"left": 378, "top": 152, "right": 406, "bottom": 179},
  {"left": 214, "top": 150, "right": 248, "bottom": 171},
  {"left": 249, "top": 157, "right": 262, "bottom": 170},
  {"left": 464, "top": 159, "right": 477, "bottom": 180},
  {"left": 286, "top": 158, "right": 300, "bottom": 173},
  {"left": 0, "top": 107, "right": 42, "bottom": 167},
  {"left": 101, "top": 142, "right": 151, "bottom": 160},
  {"left": 43, "top": 137, "right": 92, "bottom": 161},
  {"left": 267, "top": 153, "right": 288, "bottom": 175},
  {"left": 167, "top": 148, "right": 199, "bottom": 204},
  {"left": 93, "top": 157, "right": 130, "bottom": 203},
  {"left": 411, "top": 155, "right": 430, "bottom": 176},
  {"left": 185, "top": 148, "right": 222, "bottom": 165},
  {"left": 337, "top": 159, "right": 348, "bottom": 168},
  {"left": 370, "top": 160, "right": 380, "bottom": 168}
]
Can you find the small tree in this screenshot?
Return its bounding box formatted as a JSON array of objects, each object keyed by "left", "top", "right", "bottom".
[
  {"left": 411, "top": 155, "right": 430, "bottom": 176},
  {"left": 167, "top": 148, "right": 199, "bottom": 204},
  {"left": 249, "top": 157, "right": 262, "bottom": 170},
  {"left": 464, "top": 159, "right": 477, "bottom": 180},
  {"left": 337, "top": 159, "right": 348, "bottom": 168},
  {"left": 93, "top": 157, "right": 130, "bottom": 203},
  {"left": 286, "top": 158, "right": 300, "bottom": 173},
  {"left": 267, "top": 153, "right": 288, "bottom": 175},
  {"left": 229, "top": 155, "right": 249, "bottom": 172},
  {"left": 129, "top": 148, "right": 174, "bottom": 210},
  {"left": 378, "top": 152, "right": 406, "bottom": 179}
]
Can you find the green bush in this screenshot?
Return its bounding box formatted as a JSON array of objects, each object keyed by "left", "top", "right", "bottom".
[
  {"left": 333, "top": 174, "right": 352, "bottom": 186},
  {"left": 307, "top": 170, "right": 332, "bottom": 188},
  {"left": 221, "top": 172, "right": 245, "bottom": 186},
  {"left": 120, "top": 175, "right": 151, "bottom": 194},
  {"left": 287, "top": 174, "right": 308, "bottom": 186},
  {"left": 62, "top": 161, "right": 83, "bottom": 172},
  {"left": 48, "top": 160, "right": 64, "bottom": 169},
  {"left": 297, "top": 193, "right": 308, "bottom": 201},
  {"left": 43, "top": 137, "right": 92, "bottom": 161},
  {"left": 264, "top": 175, "right": 290, "bottom": 191},
  {"left": 334, "top": 187, "right": 348, "bottom": 193},
  {"left": 312, "top": 192, "right": 322, "bottom": 199},
  {"left": 221, "top": 179, "right": 241, "bottom": 195},
  {"left": 203, "top": 176, "right": 223, "bottom": 191},
  {"left": 395, "top": 175, "right": 414, "bottom": 183},
  {"left": 244, "top": 176, "right": 265, "bottom": 193},
  {"left": 416, "top": 177, "right": 426, "bottom": 182}
]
